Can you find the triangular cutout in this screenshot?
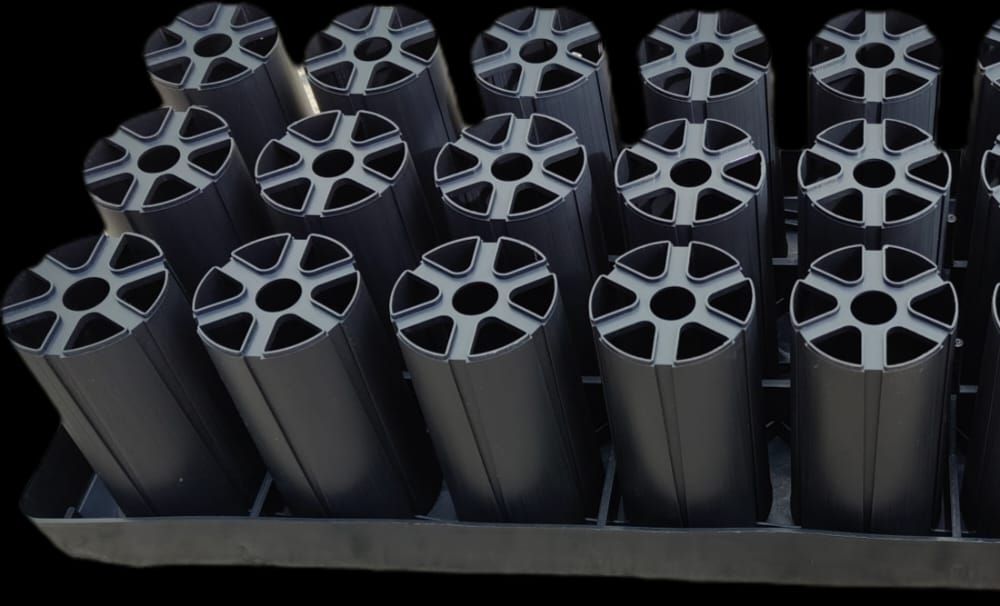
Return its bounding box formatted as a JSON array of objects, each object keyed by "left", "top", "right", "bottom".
[
  {"left": 204, "top": 57, "right": 249, "bottom": 85},
  {"left": 828, "top": 10, "right": 866, "bottom": 36},
  {"left": 553, "top": 8, "right": 589, "bottom": 32},
  {"left": 66, "top": 313, "right": 124, "bottom": 352},
  {"left": 290, "top": 112, "right": 340, "bottom": 143},
  {"left": 616, "top": 150, "right": 658, "bottom": 185},
  {"left": 49, "top": 237, "right": 101, "bottom": 270},
  {"left": 190, "top": 140, "right": 232, "bottom": 175},
  {"left": 631, "top": 188, "right": 677, "bottom": 222},
  {"left": 884, "top": 246, "right": 935, "bottom": 284},
  {"left": 696, "top": 189, "right": 742, "bottom": 221},
  {"left": 84, "top": 139, "right": 127, "bottom": 171},
  {"left": 305, "top": 32, "right": 343, "bottom": 60},
  {"left": 110, "top": 234, "right": 161, "bottom": 271},
  {"left": 471, "top": 318, "right": 526, "bottom": 355},
  {"left": 511, "top": 183, "right": 558, "bottom": 215},
  {"left": 704, "top": 120, "right": 748, "bottom": 151},
  {"left": 910, "top": 284, "right": 956, "bottom": 328},
  {"left": 5, "top": 311, "right": 57, "bottom": 351},
  {"left": 510, "top": 275, "right": 556, "bottom": 319},
  {"left": 543, "top": 147, "right": 586, "bottom": 183},
  {"left": 391, "top": 271, "right": 440, "bottom": 315},
  {"left": 819, "top": 120, "right": 865, "bottom": 151},
  {"left": 886, "top": 328, "right": 936, "bottom": 366},
  {"left": 193, "top": 267, "right": 244, "bottom": 311},
  {"left": 435, "top": 143, "right": 478, "bottom": 180},
  {"left": 425, "top": 238, "right": 478, "bottom": 275},
  {"left": 266, "top": 315, "right": 322, "bottom": 352},
  {"left": 677, "top": 323, "right": 728, "bottom": 361},
  {"left": 264, "top": 178, "right": 312, "bottom": 213},
  {"left": 200, "top": 313, "right": 254, "bottom": 352},
  {"left": 528, "top": 114, "right": 573, "bottom": 146},
  {"left": 813, "top": 327, "right": 861, "bottom": 365},
  {"left": 3, "top": 271, "right": 51, "bottom": 310},
  {"left": 300, "top": 234, "right": 351, "bottom": 273},
  {"left": 590, "top": 276, "right": 638, "bottom": 320},
  {"left": 233, "top": 234, "right": 290, "bottom": 272},
  {"left": 256, "top": 140, "right": 301, "bottom": 176},
  {"left": 708, "top": 279, "right": 754, "bottom": 323},
  {"left": 180, "top": 107, "right": 226, "bottom": 139},
  {"left": 660, "top": 10, "right": 698, "bottom": 35},
  {"left": 735, "top": 39, "right": 770, "bottom": 69},
  {"left": 723, "top": 153, "right": 764, "bottom": 189},
  {"left": 688, "top": 242, "right": 738, "bottom": 279},
  {"left": 539, "top": 64, "right": 583, "bottom": 92},
  {"left": 640, "top": 37, "right": 673, "bottom": 64},
  {"left": 400, "top": 316, "right": 454, "bottom": 355},
  {"left": 645, "top": 120, "right": 686, "bottom": 151},
  {"left": 444, "top": 182, "right": 493, "bottom": 215},
  {"left": 401, "top": 32, "right": 438, "bottom": 62},
  {"left": 792, "top": 283, "right": 838, "bottom": 324},
  {"left": 325, "top": 179, "right": 375, "bottom": 211},
  {"left": 466, "top": 115, "right": 513, "bottom": 146},
  {"left": 617, "top": 242, "right": 670, "bottom": 279},
  {"left": 494, "top": 238, "right": 543, "bottom": 276},
  {"left": 886, "top": 122, "right": 927, "bottom": 154},
  {"left": 311, "top": 62, "right": 354, "bottom": 91},
  {"left": 122, "top": 107, "right": 171, "bottom": 139},
  {"left": 471, "top": 33, "right": 508, "bottom": 62},
  {"left": 335, "top": 5, "right": 376, "bottom": 30},
  {"left": 352, "top": 111, "right": 397, "bottom": 143},
  {"left": 800, "top": 151, "right": 841, "bottom": 187},
  {"left": 368, "top": 61, "right": 413, "bottom": 90},
  {"left": 605, "top": 321, "right": 655, "bottom": 361},
  {"left": 817, "top": 189, "right": 864, "bottom": 222},
  {"left": 117, "top": 272, "right": 167, "bottom": 315},
  {"left": 809, "top": 38, "right": 845, "bottom": 67},
  {"left": 145, "top": 175, "right": 196, "bottom": 207},
  {"left": 312, "top": 274, "right": 359, "bottom": 316},
  {"left": 813, "top": 245, "right": 863, "bottom": 282},
  {"left": 907, "top": 153, "right": 950, "bottom": 190},
  {"left": 363, "top": 143, "right": 406, "bottom": 180},
  {"left": 497, "top": 7, "right": 536, "bottom": 32}
]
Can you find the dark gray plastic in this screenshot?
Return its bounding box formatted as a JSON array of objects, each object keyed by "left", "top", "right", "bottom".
[
  {"left": 589, "top": 240, "right": 771, "bottom": 526},
  {"left": 797, "top": 119, "right": 950, "bottom": 269},
  {"left": 192, "top": 233, "right": 441, "bottom": 518},
  {"left": 144, "top": 2, "right": 311, "bottom": 161},
  {"left": 2, "top": 233, "right": 262, "bottom": 516},
  {"left": 958, "top": 20, "right": 999, "bottom": 239},
  {"left": 83, "top": 106, "right": 270, "bottom": 293},
  {"left": 254, "top": 110, "right": 435, "bottom": 315},
  {"left": 433, "top": 113, "right": 604, "bottom": 370},
  {"left": 389, "top": 236, "right": 602, "bottom": 522},
  {"left": 807, "top": 10, "right": 942, "bottom": 138},
  {"left": 961, "top": 137, "right": 1000, "bottom": 379},
  {"left": 638, "top": 10, "right": 783, "bottom": 256},
  {"left": 790, "top": 244, "right": 957, "bottom": 534},
  {"left": 470, "top": 7, "right": 621, "bottom": 251},
  {"left": 304, "top": 5, "right": 461, "bottom": 219},
  {"left": 962, "top": 284, "right": 1000, "bottom": 538},
  {"left": 615, "top": 118, "right": 775, "bottom": 365}
]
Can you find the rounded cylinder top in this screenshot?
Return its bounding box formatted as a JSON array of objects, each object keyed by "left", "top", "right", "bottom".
[
  {"left": 616, "top": 119, "right": 764, "bottom": 226},
  {"left": 3, "top": 234, "right": 170, "bottom": 356},
  {"left": 791, "top": 244, "right": 957, "bottom": 370},
  {"left": 390, "top": 237, "right": 558, "bottom": 361},
  {"left": 471, "top": 7, "right": 605, "bottom": 98},
  {"left": 193, "top": 233, "right": 360, "bottom": 358},
  {"left": 144, "top": 2, "right": 284, "bottom": 91},
  {"left": 639, "top": 10, "right": 770, "bottom": 101},
  {"left": 983, "top": 136, "right": 1000, "bottom": 208},
  {"left": 83, "top": 107, "right": 237, "bottom": 213},
  {"left": 305, "top": 5, "right": 441, "bottom": 95},
  {"left": 808, "top": 10, "right": 941, "bottom": 102},
  {"left": 590, "top": 240, "right": 754, "bottom": 365},
  {"left": 434, "top": 113, "right": 587, "bottom": 221},
  {"left": 255, "top": 110, "right": 410, "bottom": 217},
  {"left": 799, "top": 119, "right": 950, "bottom": 226}
]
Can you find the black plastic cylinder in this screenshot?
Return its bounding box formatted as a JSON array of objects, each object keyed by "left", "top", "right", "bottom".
[
  {"left": 389, "top": 236, "right": 602, "bottom": 523},
  {"left": 193, "top": 233, "right": 441, "bottom": 517}
]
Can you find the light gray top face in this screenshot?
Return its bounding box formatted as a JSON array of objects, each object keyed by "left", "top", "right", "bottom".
[
  {"left": 808, "top": 10, "right": 941, "bottom": 102},
  {"left": 590, "top": 241, "right": 754, "bottom": 366},
  {"left": 471, "top": 7, "right": 605, "bottom": 98},
  {"left": 192, "top": 233, "right": 360, "bottom": 358},
  {"left": 304, "top": 5, "right": 441, "bottom": 95},
  {"left": 390, "top": 237, "right": 558, "bottom": 361},
  {"left": 83, "top": 107, "right": 236, "bottom": 213},
  {"left": 144, "top": 2, "right": 283, "bottom": 91},
  {"left": 798, "top": 119, "right": 950, "bottom": 226},
  {"left": 254, "top": 110, "right": 408, "bottom": 217},
  {"left": 980, "top": 21, "right": 1000, "bottom": 85},
  {"left": 615, "top": 119, "right": 765, "bottom": 226},
  {"left": 984, "top": 137, "right": 1000, "bottom": 209},
  {"left": 2, "top": 234, "right": 169, "bottom": 357},
  {"left": 639, "top": 10, "right": 770, "bottom": 101},
  {"left": 433, "top": 113, "right": 587, "bottom": 221},
  {"left": 791, "top": 245, "right": 957, "bottom": 371}
]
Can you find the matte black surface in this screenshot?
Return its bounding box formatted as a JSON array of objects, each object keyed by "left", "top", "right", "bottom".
[
  {"left": 807, "top": 10, "right": 942, "bottom": 138},
  {"left": 83, "top": 106, "right": 270, "bottom": 292},
  {"left": 194, "top": 233, "right": 441, "bottom": 517},
  {"left": 144, "top": 2, "right": 311, "bottom": 160},
  {"left": 590, "top": 241, "right": 771, "bottom": 526},
  {"left": 390, "top": 237, "right": 602, "bottom": 522},
  {"left": 790, "top": 245, "right": 957, "bottom": 534},
  {"left": 3, "top": 233, "right": 262, "bottom": 516}
]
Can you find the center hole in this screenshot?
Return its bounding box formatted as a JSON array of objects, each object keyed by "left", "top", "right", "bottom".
[
  {"left": 452, "top": 282, "right": 499, "bottom": 315},
  {"left": 520, "top": 39, "right": 557, "bottom": 63},
  {"left": 137, "top": 145, "right": 180, "bottom": 173},
  {"left": 256, "top": 279, "right": 302, "bottom": 312},
  {"left": 671, "top": 159, "right": 712, "bottom": 187},
  {"left": 491, "top": 153, "right": 533, "bottom": 181},
  {"left": 686, "top": 42, "right": 724, "bottom": 67},
  {"left": 194, "top": 33, "right": 233, "bottom": 57},
  {"left": 355, "top": 37, "right": 392, "bottom": 61},
  {"left": 855, "top": 43, "right": 895, "bottom": 68},
  {"left": 853, "top": 159, "right": 895, "bottom": 188},
  {"left": 651, "top": 286, "right": 696, "bottom": 320},
  {"left": 851, "top": 291, "right": 897, "bottom": 325},
  {"left": 63, "top": 277, "right": 110, "bottom": 311},
  {"left": 313, "top": 149, "right": 355, "bottom": 178}
]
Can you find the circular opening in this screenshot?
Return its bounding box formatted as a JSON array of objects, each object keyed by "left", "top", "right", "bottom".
[
  {"left": 63, "top": 277, "right": 110, "bottom": 311},
  {"left": 256, "top": 279, "right": 302, "bottom": 312},
  {"left": 651, "top": 286, "right": 696, "bottom": 321},
  {"left": 194, "top": 33, "right": 233, "bottom": 57},
  {"left": 855, "top": 43, "right": 895, "bottom": 68},
  {"left": 670, "top": 159, "right": 712, "bottom": 187},
  {"left": 686, "top": 42, "right": 725, "bottom": 67},
  {"left": 137, "top": 145, "right": 180, "bottom": 173},
  {"left": 452, "top": 282, "right": 499, "bottom": 315},
  {"left": 520, "top": 39, "right": 557, "bottom": 63},
  {"left": 312, "top": 149, "right": 355, "bottom": 178},
  {"left": 851, "top": 291, "right": 897, "bottom": 325},
  {"left": 355, "top": 37, "right": 392, "bottom": 61},
  {"left": 491, "top": 153, "right": 533, "bottom": 181},
  {"left": 853, "top": 159, "right": 896, "bottom": 188}
]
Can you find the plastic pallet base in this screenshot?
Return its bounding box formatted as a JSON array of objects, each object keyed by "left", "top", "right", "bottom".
[{"left": 18, "top": 149, "right": 1000, "bottom": 586}]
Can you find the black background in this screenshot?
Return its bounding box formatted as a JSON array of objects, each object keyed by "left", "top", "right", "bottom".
[{"left": 5, "top": 0, "right": 997, "bottom": 592}]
